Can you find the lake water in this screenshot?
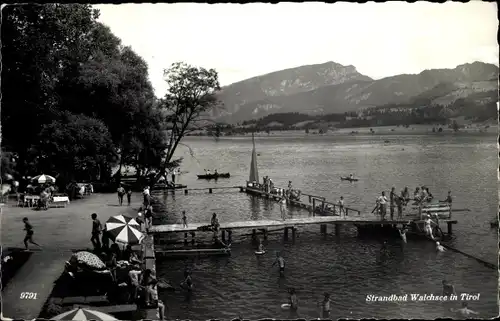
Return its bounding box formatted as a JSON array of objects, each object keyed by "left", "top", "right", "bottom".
[{"left": 152, "top": 134, "right": 498, "bottom": 320}]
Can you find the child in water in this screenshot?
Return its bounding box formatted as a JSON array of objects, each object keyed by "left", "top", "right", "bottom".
[
  {"left": 436, "top": 241, "right": 446, "bottom": 252},
  {"left": 288, "top": 288, "right": 298, "bottom": 315}
]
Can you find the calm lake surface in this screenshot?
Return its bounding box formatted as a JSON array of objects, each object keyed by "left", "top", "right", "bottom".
[{"left": 153, "top": 134, "right": 498, "bottom": 320}]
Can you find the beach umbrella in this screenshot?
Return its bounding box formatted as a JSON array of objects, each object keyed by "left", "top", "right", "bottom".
[
  {"left": 105, "top": 215, "right": 144, "bottom": 245},
  {"left": 51, "top": 307, "right": 117, "bottom": 320},
  {"left": 31, "top": 174, "right": 56, "bottom": 184},
  {"left": 70, "top": 251, "right": 106, "bottom": 270}
]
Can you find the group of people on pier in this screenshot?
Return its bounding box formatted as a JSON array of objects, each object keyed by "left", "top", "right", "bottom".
[{"left": 374, "top": 186, "right": 452, "bottom": 221}]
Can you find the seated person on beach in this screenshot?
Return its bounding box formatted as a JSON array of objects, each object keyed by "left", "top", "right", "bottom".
[
  {"left": 145, "top": 279, "right": 166, "bottom": 320},
  {"left": 106, "top": 252, "right": 118, "bottom": 282},
  {"left": 129, "top": 267, "right": 142, "bottom": 303}
]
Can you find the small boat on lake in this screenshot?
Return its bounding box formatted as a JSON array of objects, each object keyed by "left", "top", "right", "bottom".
[
  {"left": 340, "top": 176, "right": 359, "bottom": 182},
  {"left": 197, "top": 173, "right": 230, "bottom": 179}
]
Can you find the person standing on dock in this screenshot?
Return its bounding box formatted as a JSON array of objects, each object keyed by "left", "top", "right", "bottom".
[
  {"left": 117, "top": 184, "right": 125, "bottom": 206},
  {"left": 389, "top": 187, "right": 397, "bottom": 220},
  {"left": 90, "top": 213, "right": 102, "bottom": 251},
  {"left": 279, "top": 197, "right": 287, "bottom": 220},
  {"left": 338, "top": 196, "right": 346, "bottom": 217},
  {"left": 22, "top": 217, "right": 41, "bottom": 250},
  {"left": 182, "top": 210, "right": 188, "bottom": 228},
  {"left": 211, "top": 213, "right": 220, "bottom": 240},
  {"left": 403, "top": 187, "right": 410, "bottom": 204},
  {"left": 377, "top": 192, "right": 388, "bottom": 220},
  {"left": 396, "top": 191, "right": 404, "bottom": 218}
]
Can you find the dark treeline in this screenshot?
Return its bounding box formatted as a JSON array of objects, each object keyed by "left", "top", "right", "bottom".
[{"left": 2, "top": 4, "right": 221, "bottom": 191}]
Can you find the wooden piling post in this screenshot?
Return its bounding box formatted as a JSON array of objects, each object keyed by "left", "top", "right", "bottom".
[
  {"left": 308, "top": 195, "right": 312, "bottom": 203},
  {"left": 292, "top": 227, "right": 296, "bottom": 240},
  {"left": 184, "top": 189, "right": 188, "bottom": 195},
  {"left": 312, "top": 198, "right": 316, "bottom": 216},
  {"left": 222, "top": 230, "right": 226, "bottom": 243},
  {"left": 252, "top": 229, "right": 257, "bottom": 240},
  {"left": 284, "top": 227, "right": 289, "bottom": 240},
  {"left": 228, "top": 230, "right": 233, "bottom": 244},
  {"left": 240, "top": 187, "right": 244, "bottom": 192},
  {"left": 335, "top": 224, "right": 340, "bottom": 235},
  {"left": 447, "top": 221, "right": 453, "bottom": 235},
  {"left": 191, "top": 232, "right": 196, "bottom": 244},
  {"left": 320, "top": 224, "right": 327, "bottom": 234},
  {"left": 184, "top": 233, "right": 188, "bottom": 245},
  {"left": 209, "top": 188, "right": 213, "bottom": 194}
]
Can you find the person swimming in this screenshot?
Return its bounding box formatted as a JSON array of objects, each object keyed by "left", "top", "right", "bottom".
[
  {"left": 273, "top": 252, "right": 285, "bottom": 276},
  {"left": 450, "top": 301, "right": 479, "bottom": 317},
  {"left": 398, "top": 226, "right": 408, "bottom": 243},
  {"left": 349, "top": 173, "right": 354, "bottom": 180},
  {"left": 442, "top": 280, "right": 456, "bottom": 296},
  {"left": 436, "top": 241, "right": 446, "bottom": 252},
  {"left": 288, "top": 288, "right": 298, "bottom": 312}
]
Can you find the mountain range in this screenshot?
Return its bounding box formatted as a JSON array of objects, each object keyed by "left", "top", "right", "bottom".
[{"left": 212, "top": 61, "right": 498, "bottom": 123}]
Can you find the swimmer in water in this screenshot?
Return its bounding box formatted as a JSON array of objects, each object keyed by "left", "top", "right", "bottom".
[
  {"left": 450, "top": 301, "right": 479, "bottom": 317},
  {"left": 398, "top": 225, "right": 408, "bottom": 243},
  {"left": 436, "top": 241, "right": 446, "bottom": 252},
  {"left": 288, "top": 288, "right": 298, "bottom": 314},
  {"left": 442, "top": 280, "right": 456, "bottom": 296},
  {"left": 273, "top": 252, "right": 285, "bottom": 276},
  {"left": 257, "top": 240, "right": 264, "bottom": 253},
  {"left": 380, "top": 240, "right": 389, "bottom": 255}
]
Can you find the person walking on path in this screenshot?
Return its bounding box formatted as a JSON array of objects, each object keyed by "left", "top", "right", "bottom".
[
  {"left": 126, "top": 187, "right": 132, "bottom": 206},
  {"left": 117, "top": 184, "right": 125, "bottom": 206},
  {"left": 143, "top": 186, "right": 151, "bottom": 207},
  {"left": 22, "top": 217, "right": 41, "bottom": 250},
  {"left": 90, "top": 213, "right": 102, "bottom": 250}
]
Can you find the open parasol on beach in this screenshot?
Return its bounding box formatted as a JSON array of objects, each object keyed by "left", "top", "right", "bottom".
[
  {"left": 51, "top": 307, "right": 117, "bottom": 320},
  {"left": 105, "top": 215, "right": 144, "bottom": 245},
  {"left": 70, "top": 251, "right": 106, "bottom": 271},
  {"left": 32, "top": 174, "right": 56, "bottom": 184}
]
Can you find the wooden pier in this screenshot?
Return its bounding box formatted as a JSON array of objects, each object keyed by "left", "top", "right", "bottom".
[
  {"left": 183, "top": 186, "right": 244, "bottom": 194},
  {"left": 243, "top": 185, "right": 361, "bottom": 216}
]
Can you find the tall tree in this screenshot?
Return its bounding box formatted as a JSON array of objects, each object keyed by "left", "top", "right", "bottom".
[{"left": 155, "top": 62, "right": 221, "bottom": 181}]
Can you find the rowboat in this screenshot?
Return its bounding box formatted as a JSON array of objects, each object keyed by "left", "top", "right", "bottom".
[
  {"left": 197, "top": 173, "right": 230, "bottom": 179},
  {"left": 340, "top": 176, "right": 358, "bottom": 182}
]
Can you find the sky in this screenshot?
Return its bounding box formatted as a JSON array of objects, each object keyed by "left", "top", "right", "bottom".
[{"left": 95, "top": 2, "right": 498, "bottom": 98}]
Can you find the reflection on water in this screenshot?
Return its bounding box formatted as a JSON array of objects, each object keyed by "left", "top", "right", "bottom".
[{"left": 153, "top": 135, "right": 497, "bottom": 320}]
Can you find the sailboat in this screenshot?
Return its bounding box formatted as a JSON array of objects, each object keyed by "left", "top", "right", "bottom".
[{"left": 247, "top": 132, "right": 259, "bottom": 188}]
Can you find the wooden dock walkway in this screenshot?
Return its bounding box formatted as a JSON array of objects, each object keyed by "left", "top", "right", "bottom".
[{"left": 149, "top": 216, "right": 420, "bottom": 234}]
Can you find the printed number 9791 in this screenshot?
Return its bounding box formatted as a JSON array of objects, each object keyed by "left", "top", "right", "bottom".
[{"left": 20, "top": 292, "right": 38, "bottom": 299}]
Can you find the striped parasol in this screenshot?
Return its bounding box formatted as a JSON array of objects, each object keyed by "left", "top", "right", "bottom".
[
  {"left": 105, "top": 215, "right": 144, "bottom": 245},
  {"left": 32, "top": 174, "right": 56, "bottom": 184},
  {"left": 51, "top": 307, "right": 117, "bottom": 320}
]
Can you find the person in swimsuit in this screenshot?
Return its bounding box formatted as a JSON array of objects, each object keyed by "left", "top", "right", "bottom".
[
  {"left": 338, "top": 196, "right": 346, "bottom": 217},
  {"left": 398, "top": 225, "right": 408, "bottom": 243},
  {"left": 321, "top": 292, "right": 331, "bottom": 318},
  {"left": 182, "top": 211, "right": 188, "bottom": 228},
  {"left": 389, "top": 187, "right": 396, "bottom": 220},
  {"left": 126, "top": 187, "right": 132, "bottom": 206},
  {"left": 146, "top": 278, "right": 166, "bottom": 320},
  {"left": 423, "top": 215, "right": 436, "bottom": 240},
  {"left": 436, "top": 241, "right": 446, "bottom": 252},
  {"left": 181, "top": 269, "right": 193, "bottom": 292},
  {"left": 273, "top": 252, "right": 285, "bottom": 276},
  {"left": 117, "top": 184, "right": 125, "bottom": 206},
  {"left": 279, "top": 197, "right": 287, "bottom": 220},
  {"left": 288, "top": 288, "right": 298, "bottom": 316},
  {"left": 22, "top": 217, "right": 41, "bottom": 250},
  {"left": 90, "top": 213, "right": 102, "bottom": 250},
  {"left": 450, "top": 301, "right": 479, "bottom": 317},
  {"left": 396, "top": 191, "right": 405, "bottom": 218},
  {"left": 442, "top": 280, "right": 456, "bottom": 296}
]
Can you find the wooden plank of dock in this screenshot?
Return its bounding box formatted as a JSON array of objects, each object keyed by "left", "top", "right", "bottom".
[{"left": 149, "top": 216, "right": 447, "bottom": 234}]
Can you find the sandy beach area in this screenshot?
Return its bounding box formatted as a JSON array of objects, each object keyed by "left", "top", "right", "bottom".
[{"left": 0, "top": 193, "right": 140, "bottom": 252}]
